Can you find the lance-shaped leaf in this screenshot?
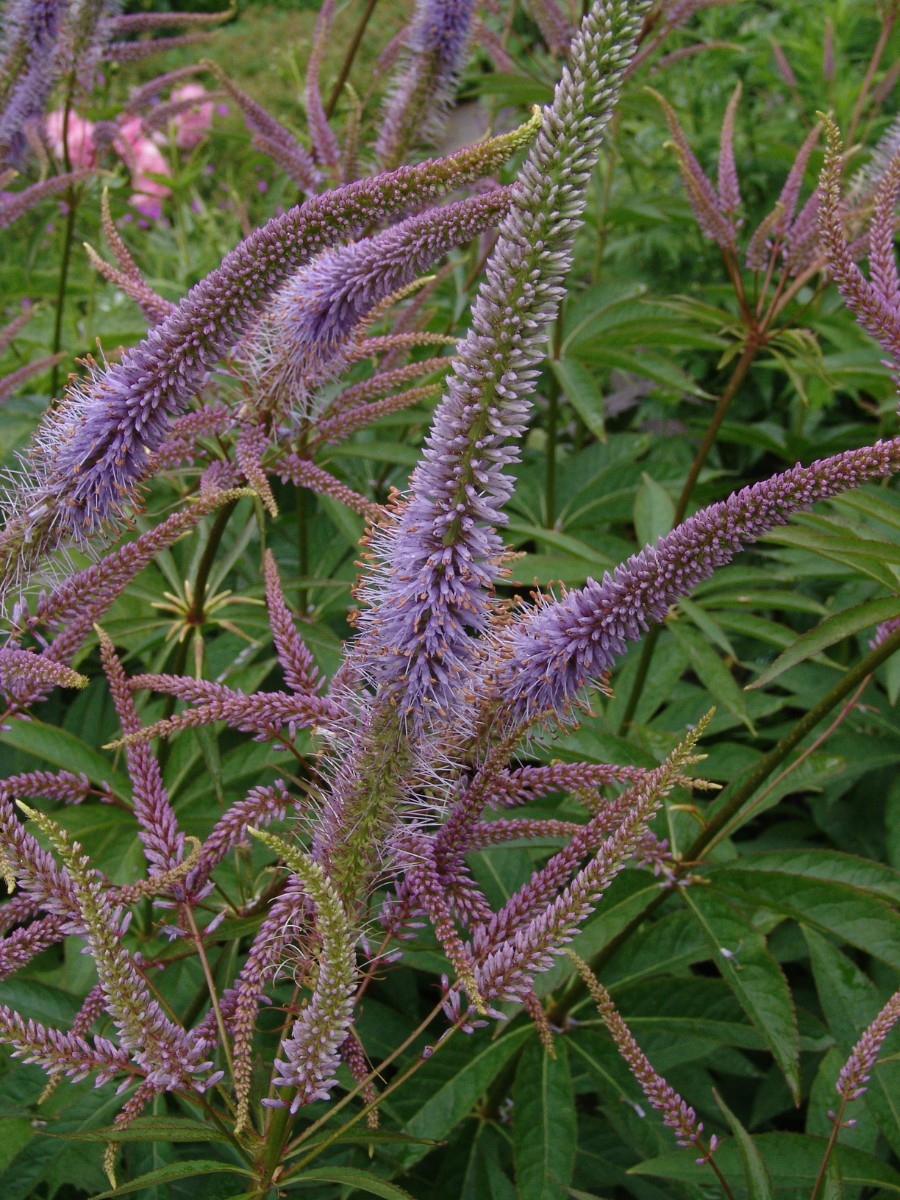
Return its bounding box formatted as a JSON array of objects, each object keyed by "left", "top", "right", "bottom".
[{"left": 684, "top": 886, "right": 800, "bottom": 1103}]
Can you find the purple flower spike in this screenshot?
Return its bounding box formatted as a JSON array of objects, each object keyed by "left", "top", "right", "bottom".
[
  {"left": 836, "top": 988, "right": 900, "bottom": 1103},
  {"left": 354, "top": 0, "right": 646, "bottom": 725},
  {"left": 306, "top": 0, "right": 340, "bottom": 172},
  {"left": 255, "top": 187, "right": 511, "bottom": 408},
  {"left": 0, "top": 171, "right": 92, "bottom": 229},
  {"left": 650, "top": 88, "right": 736, "bottom": 249},
  {"left": 377, "top": 0, "right": 478, "bottom": 168},
  {"left": 98, "top": 632, "right": 185, "bottom": 878},
  {"left": 0, "top": 117, "right": 538, "bottom": 602},
  {"left": 717, "top": 82, "right": 742, "bottom": 218},
  {"left": 490, "top": 439, "right": 900, "bottom": 728},
  {"left": 819, "top": 118, "right": 900, "bottom": 381},
  {"left": 0, "top": 0, "right": 66, "bottom": 166}
]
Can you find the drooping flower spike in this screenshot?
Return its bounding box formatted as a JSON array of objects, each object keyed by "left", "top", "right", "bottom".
[
  {"left": 249, "top": 186, "right": 513, "bottom": 415},
  {"left": 488, "top": 439, "right": 900, "bottom": 730},
  {"left": 0, "top": 115, "right": 539, "bottom": 604}
]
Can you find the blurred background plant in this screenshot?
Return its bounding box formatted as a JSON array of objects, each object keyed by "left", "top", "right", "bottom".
[{"left": 0, "top": 1, "right": 899, "bottom": 1199}]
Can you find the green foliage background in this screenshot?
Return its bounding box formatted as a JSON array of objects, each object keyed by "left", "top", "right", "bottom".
[{"left": 1, "top": 1, "right": 899, "bottom": 1198}]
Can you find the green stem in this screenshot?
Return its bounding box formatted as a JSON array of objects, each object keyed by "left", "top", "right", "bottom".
[
  {"left": 326, "top": 0, "right": 380, "bottom": 117},
  {"left": 616, "top": 338, "right": 759, "bottom": 734},
  {"left": 157, "top": 498, "right": 239, "bottom": 763},
  {"left": 545, "top": 318, "right": 563, "bottom": 528},
  {"left": 550, "top": 621, "right": 900, "bottom": 1021},
  {"left": 296, "top": 486, "right": 309, "bottom": 616},
  {"left": 50, "top": 191, "right": 79, "bottom": 397},
  {"left": 187, "top": 499, "right": 239, "bottom": 625},
  {"left": 257, "top": 1101, "right": 293, "bottom": 1194},
  {"left": 809, "top": 1100, "right": 848, "bottom": 1200}
]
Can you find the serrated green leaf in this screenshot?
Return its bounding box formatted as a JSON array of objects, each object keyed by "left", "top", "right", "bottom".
[
  {"left": 512, "top": 1039, "right": 576, "bottom": 1200},
  {"left": 763, "top": 526, "right": 900, "bottom": 589},
  {"left": 62, "top": 1117, "right": 229, "bottom": 1144},
  {"left": 280, "top": 1166, "right": 416, "bottom": 1198},
  {"left": 549, "top": 359, "right": 606, "bottom": 441},
  {"left": 713, "top": 1089, "right": 776, "bottom": 1200},
  {"left": 711, "top": 868, "right": 900, "bottom": 968},
  {"left": 90, "top": 1160, "right": 248, "bottom": 1198},
  {"left": 634, "top": 474, "right": 674, "bottom": 548},
  {"left": 397, "top": 1027, "right": 532, "bottom": 1145},
  {"left": 749, "top": 595, "right": 900, "bottom": 688},
  {"left": 678, "top": 597, "right": 735, "bottom": 656},
  {"left": 630, "top": 1132, "right": 900, "bottom": 1192},
  {"left": 668, "top": 622, "right": 754, "bottom": 731},
  {"left": 718, "top": 850, "right": 900, "bottom": 903},
  {"left": 684, "top": 889, "right": 800, "bottom": 1101}
]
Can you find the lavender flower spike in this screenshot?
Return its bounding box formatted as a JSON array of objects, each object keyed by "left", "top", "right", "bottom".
[
  {"left": 17, "top": 803, "right": 211, "bottom": 1092},
  {"left": 818, "top": 117, "right": 900, "bottom": 380},
  {"left": 0, "top": 116, "right": 539, "bottom": 602},
  {"left": 354, "top": 0, "right": 647, "bottom": 723},
  {"left": 836, "top": 987, "right": 900, "bottom": 1104},
  {"left": 377, "top": 0, "right": 478, "bottom": 169},
  {"left": 569, "top": 952, "right": 704, "bottom": 1150},
  {"left": 0, "top": 0, "right": 66, "bottom": 167},
  {"left": 249, "top": 829, "right": 356, "bottom": 1111},
  {"left": 490, "top": 439, "right": 900, "bottom": 728},
  {"left": 253, "top": 187, "right": 512, "bottom": 409}
]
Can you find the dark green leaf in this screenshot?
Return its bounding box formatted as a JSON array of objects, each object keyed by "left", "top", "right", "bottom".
[
  {"left": 684, "top": 889, "right": 800, "bottom": 1101},
  {"left": 280, "top": 1166, "right": 416, "bottom": 1198},
  {"left": 749, "top": 595, "right": 900, "bottom": 688},
  {"left": 669, "top": 622, "right": 754, "bottom": 730},
  {"left": 633, "top": 474, "right": 674, "bottom": 548},
  {"left": 513, "top": 1039, "right": 576, "bottom": 1200},
  {"left": 90, "top": 1160, "right": 248, "bottom": 1198},
  {"left": 63, "top": 1117, "right": 229, "bottom": 1144},
  {"left": 549, "top": 359, "right": 606, "bottom": 441},
  {"left": 713, "top": 1089, "right": 776, "bottom": 1200},
  {"left": 631, "top": 1133, "right": 900, "bottom": 1192}
]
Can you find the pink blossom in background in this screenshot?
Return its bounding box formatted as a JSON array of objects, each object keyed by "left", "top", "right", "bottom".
[
  {"left": 171, "top": 83, "right": 215, "bottom": 150},
  {"left": 114, "top": 115, "right": 172, "bottom": 220},
  {"left": 44, "top": 110, "right": 97, "bottom": 168}
]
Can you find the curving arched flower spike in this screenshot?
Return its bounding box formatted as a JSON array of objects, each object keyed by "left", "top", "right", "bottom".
[
  {"left": 353, "top": 0, "right": 647, "bottom": 725},
  {"left": 251, "top": 186, "right": 513, "bottom": 412},
  {"left": 488, "top": 439, "right": 900, "bottom": 730},
  {"left": 0, "top": 117, "right": 539, "bottom": 605}
]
